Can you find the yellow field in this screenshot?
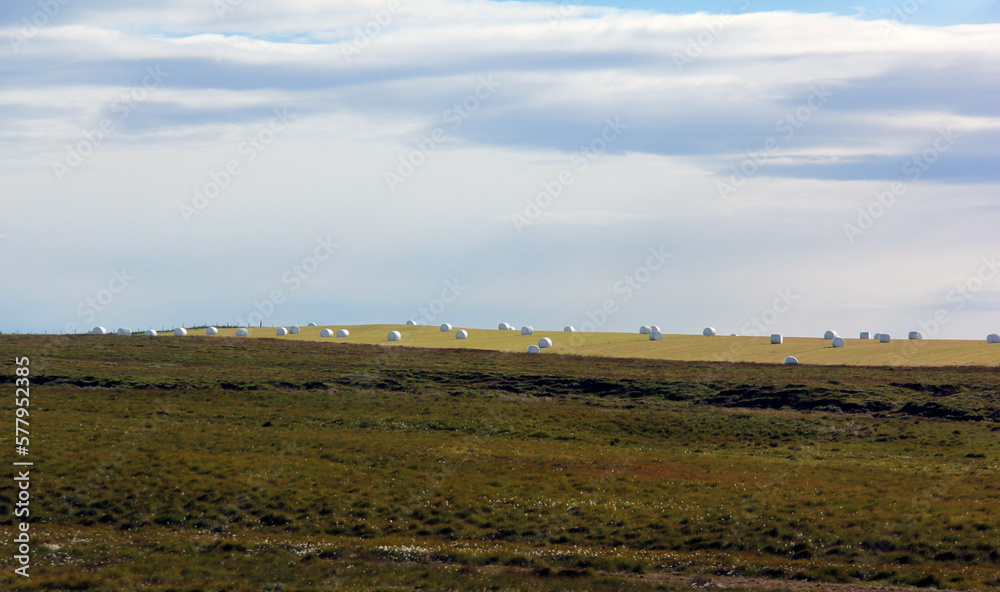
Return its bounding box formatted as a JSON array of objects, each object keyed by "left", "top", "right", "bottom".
[{"left": 200, "top": 324, "right": 1000, "bottom": 367}]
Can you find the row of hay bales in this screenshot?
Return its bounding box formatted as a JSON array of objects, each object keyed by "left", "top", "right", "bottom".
[{"left": 91, "top": 322, "right": 1000, "bottom": 365}]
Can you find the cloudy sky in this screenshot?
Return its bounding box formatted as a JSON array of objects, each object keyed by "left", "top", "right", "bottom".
[{"left": 2, "top": 0, "right": 999, "bottom": 339}]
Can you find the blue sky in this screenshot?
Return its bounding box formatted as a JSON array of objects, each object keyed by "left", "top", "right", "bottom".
[
  {"left": 2, "top": 0, "right": 999, "bottom": 340},
  {"left": 513, "top": 0, "right": 1000, "bottom": 25}
]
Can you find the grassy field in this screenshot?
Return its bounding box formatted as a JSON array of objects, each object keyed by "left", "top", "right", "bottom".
[
  {"left": 1, "top": 334, "right": 999, "bottom": 591},
  {"left": 213, "top": 324, "right": 1000, "bottom": 367}
]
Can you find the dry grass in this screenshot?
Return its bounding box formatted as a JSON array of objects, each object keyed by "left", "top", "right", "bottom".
[{"left": 208, "top": 324, "right": 1000, "bottom": 367}]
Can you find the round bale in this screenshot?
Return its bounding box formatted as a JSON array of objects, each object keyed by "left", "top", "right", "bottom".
[
  {"left": 456, "top": 330, "right": 468, "bottom": 340},
  {"left": 117, "top": 328, "right": 132, "bottom": 336},
  {"left": 538, "top": 338, "right": 553, "bottom": 349},
  {"left": 320, "top": 329, "right": 334, "bottom": 338},
  {"left": 908, "top": 331, "right": 923, "bottom": 340},
  {"left": 784, "top": 356, "right": 799, "bottom": 365},
  {"left": 91, "top": 326, "right": 108, "bottom": 335},
  {"left": 988, "top": 334, "right": 1000, "bottom": 344},
  {"left": 526, "top": 344, "right": 541, "bottom": 354},
  {"left": 276, "top": 327, "right": 288, "bottom": 336},
  {"left": 337, "top": 329, "right": 350, "bottom": 338},
  {"left": 649, "top": 331, "right": 663, "bottom": 341},
  {"left": 236, "top": 328, "right": 249, "bottom": 337},
  {"left": 703, "top": 327, "right": 717, "bottom": 337},
  {"left": 144, "top": 330, "right": 157, "bottom": 337},
  {"left": 387, "top": 331, "right": 402, "bottom": 342},
  {"left": 173, "top": 328, "right": 187, "bottom": 337},
  {"left": 521, "top": 326, "right": 534, "bottom": 336},
  {"left": 771, "top": 334, "right": 783, "bottom": 345},
  {"left": 289, "top": 326, "right": 301, "bottom": 335},
  {"left": 832, "top": 337, "right": 846, "bottom": 348},
  {"left": 639, "top": 326, "right": 651, "bottom": 335},
  {"left": 440, "top": 323, "right": 452, "bottom": 332},
  {"left": 206, "top": 327, "right": 219, "bottom": 336}
]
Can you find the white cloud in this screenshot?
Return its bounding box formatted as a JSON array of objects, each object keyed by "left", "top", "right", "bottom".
[{"left": 1, "top": 1, "right": 999, "bottom": 338}]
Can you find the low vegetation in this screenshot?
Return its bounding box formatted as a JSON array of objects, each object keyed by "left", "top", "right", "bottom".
[{"left": 1, "top": 334, "right": 998, "bottom": 590}]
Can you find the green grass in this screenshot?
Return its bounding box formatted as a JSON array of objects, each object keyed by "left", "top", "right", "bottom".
[{"left": 1, "top": 334, "right": 999, "bottom": 590}]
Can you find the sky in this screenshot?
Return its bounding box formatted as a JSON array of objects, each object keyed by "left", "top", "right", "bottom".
[{"left": 1, "top": 0, "right": 999, "bottom": 340}]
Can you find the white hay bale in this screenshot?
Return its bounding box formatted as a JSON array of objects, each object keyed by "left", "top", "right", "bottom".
[
  {"left": 117, "top": 328, "right": 132, "bottom": 336},
  {"left": 144, "top": 330, "right": 157, "bottom": 337},
  {"left": 860, "top": 332, "right": 871, "bottom": 340},
  {"left": 173, "top": 328, "right": 187, "bottom": 337},
  {"left": 771, "top": 334, "right": 783, "bottom": 345},
  {"left": 703, "top": 327, "right": 716, "bottom": 336},
  {"left": 879, "top": 333, "right": 892, "bottom": 343},
  {"left": 538, "top": 337, "right": 553, "bottom": 348},
  {"left": 521, "top": 326, "right": 534, "bottom": 336},
  {"left": 320, "top": 329, "right": 334, "bottom": 338},
  {"left": 498, "top": 322, "right": 510, "bottom": 330},
  {"left": 526, "top": 344, "right": 541, "bottom": 354},
  {"left": 337, "top": 329, "right": 350, "bottom": 338},
  {"left": 784, "top": 356, "right": 799, "bottom": 365},
  {"left": 307, "top": 322, "right": 317, "bottom": 327},
  {"left": 564, "top": 326, "right": 575, "bottom": 332},
  {"left": 236, "top": 328, "right": 249, "bottom": 337},
  {"left": 873, "top": 333, "right": 882, "bottom": 340},
  {"left": 456, "top": 330, "right": 468, "bottom": 340},
  {"left": 649, "top": 331, "right": 663, "bottom": 341},
  {"left": 91, "top": 326, "right": 108, "bottom": 335},
  {"left": 289, "top": 326, "right": 301, "bottom": 335},
  {"left": 639, "top": 326, "right": 651, "bottom": 335},
  {"left": 832, "top": 337, "right": 846, "bottom": 348},
  {"left": 276, "top": 327, "right": 288, "bottom": 336},
  {"left": 387, "top": 331, "right": 402, "bottom": 342},
  {"left": 440, "top": 323, "right": 452, "bottom": 332},
  {"left": 988, "top": 334, "right": 1000, "bottom": 344},
  {"left": 908, "top": 331, "right": 923, "bottom": 340},
  {"left": 824, "top": 330, "right": 838, "bottom": 340},
  {"left": 406, "top": 320, "right": 417, "bottom": 326},
  {"left": 650, "top": 325, "right": 661, "bottom": 333},
  {"left": 206, "top": 327, "right": 219, "bottom": 336},
  {"left": 730, "top": 333, "right": 739, "bottom": 337}
]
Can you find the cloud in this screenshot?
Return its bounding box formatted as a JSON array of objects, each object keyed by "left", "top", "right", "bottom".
[{"left": 1, "top": 1, "right": 999, "bottom": 338}]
